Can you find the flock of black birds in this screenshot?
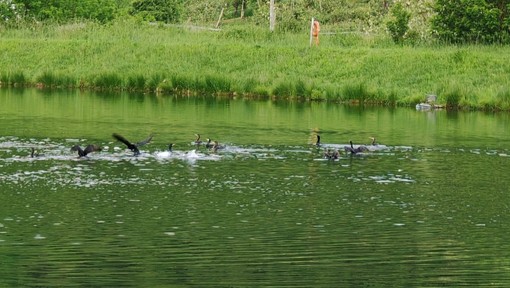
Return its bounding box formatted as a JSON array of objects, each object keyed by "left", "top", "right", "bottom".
[
  {"left": 316, "top": 135, "right": 378, "bottom": 160},
  {"left": 28, "top": 132, "right": 378, "bottom": 160},
  {"left": 29, "top": 133, "right": 228, "bottom": 159}
]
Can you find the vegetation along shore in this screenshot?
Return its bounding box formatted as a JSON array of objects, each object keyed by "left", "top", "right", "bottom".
[{"left": 1, "top": 0, "right": 510, "bottom": 111}]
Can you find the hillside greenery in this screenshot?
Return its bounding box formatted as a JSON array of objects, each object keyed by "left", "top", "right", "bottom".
[
  {"left": 1, "top": 1, "right": 510, "bottom": 111},
  {"left": 1, "top": 20, "right": 510, "bottom": 111},
  {"left": 1, "top": 0, "right": 509, "bottom": 44}
]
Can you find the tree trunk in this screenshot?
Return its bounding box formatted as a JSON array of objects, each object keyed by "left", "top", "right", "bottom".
[
  {"left": 215, "top": 6, "right": 225, "bottom": 28},
  {"left": 241, "top": 0, "right": 245, "bottom": 18}
]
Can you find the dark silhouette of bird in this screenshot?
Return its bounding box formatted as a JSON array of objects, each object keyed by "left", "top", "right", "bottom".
[
  {"left": 211, "top": 141, "right": 225, "bottom": 153},
  {"left": 112, "top": 133, "right": 153, "bottom": 156},
  {"left": 344, "top": 140, "right": 368, "bottom": 155},
  {"left": 71, "top": 144, "right": 102, "bottom": 158},
  {"left": 30, "top": 148, "right": 43, "bottom": 158},
  {"left": 315, "top": 134, "right": 321, "bottom": 147},
  {"left": 194, "top": 134, "right": 203, "bottom": 145},
  {"left": 323, "top": 148, "right": 339, "bottom": 160},
  {"left": 205, "top": 138, "right": 214, "bottom": 149},
  {"left": 155, "top": 143, "right": 174, "bottom": 158}
]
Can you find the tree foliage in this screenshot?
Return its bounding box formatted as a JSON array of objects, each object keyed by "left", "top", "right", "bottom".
[
  {"left": 4, "top": 0, "right": 510, "bottom": 45},
  {"left": 386, "top": 3, "right": 410, "bottom": 44},
  {"left": 0, "top": 0, "right": 21, "bottom": 25},
  {"left": 130, "top": 0, "right": 183, "bottom": 23},
  {"left": 12, "top": 0, "right": 117, "bottom": 23},
  {"left": 431, "top": 0, "right": 504, "bottom": 44}
]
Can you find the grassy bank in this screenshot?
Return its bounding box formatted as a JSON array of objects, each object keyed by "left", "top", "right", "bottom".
[{"left": 1, "top": 20, "right": 510, "bottom": 110}]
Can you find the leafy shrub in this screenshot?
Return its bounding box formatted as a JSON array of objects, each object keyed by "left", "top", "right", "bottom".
[
  {"left": 0, "top": 0, "right": 22, "bottom": 26},
  {"left": 386, "top": 3, "right": 410, "bottom": 44},
  {"left": 130, "top": 0, "right": 183, "bottom": 23},
  {"left": 431, "top": 0, "right": 502, "bottom": 44},
  {"left": 15, "top": 0, "right": 117, "bottom": 23}
]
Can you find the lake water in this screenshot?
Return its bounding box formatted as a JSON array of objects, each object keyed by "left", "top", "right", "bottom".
[{"left": 1, "top": 88, "right": 510, "bottom": 287}]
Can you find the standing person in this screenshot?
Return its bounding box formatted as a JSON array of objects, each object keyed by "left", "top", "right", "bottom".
[{"left": 312, "top": 18, "right": 320, "bottom": 46}]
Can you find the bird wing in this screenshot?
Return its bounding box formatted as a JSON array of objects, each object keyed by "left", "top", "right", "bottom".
[
  {"left": 112, "top": 133, "right": 135, "bottom": 149},
  {"left": 84, "top": 144, "right": 101, "bottom": 155},
  {"left": 135, "top": 134, "right": 153, "bottom": 147},
  {"left": 357, "top": 145, "right": 368, "bottom": 152},
  {"left": 71, "top": 145, "right": 83, "bottom": 153}
]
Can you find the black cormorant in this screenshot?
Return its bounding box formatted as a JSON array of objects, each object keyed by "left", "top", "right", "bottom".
[
  {"left": 324, "top": 148, "right": 339, "bottom": 160},
  {"left": 205, "top": 138, "right": 214, "bottom": 149},
  {"left": 112, "top": 133, "right": 153, "bottom": 156},
  {"left": 316, "top": 135, "right": 321, "bottom": 147},
  {"left": 344, "top": 140, "right": 368, "bottom": 155},
  {"left": 71, "top": 144, "right": 102, "bottom": 158},
  {"left": 30, "top": 148, "right": 42, "bottom": 158},
  {"left": 211, "top": 141, "right": 225, "bottom": 152},
  {"left": 194, "top": 134, "right": 202, "bottom": 145}
]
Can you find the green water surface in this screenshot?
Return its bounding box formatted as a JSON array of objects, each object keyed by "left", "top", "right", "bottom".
[{"left": 1, "top": 89, "right": 509, "bottom": 287}]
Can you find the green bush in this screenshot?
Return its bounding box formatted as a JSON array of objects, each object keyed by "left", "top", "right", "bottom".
[
  {"left": 432, "top": 0, "right": 502, "bottom": 44},
  {"left": 386, "top": 3, "right": 410, "bottom": 44},
  {"left": 0, "top": 0, "right": 22, "bottom": 26},
  {"left": 15, "top": 0, "right": 117, "bottom": 23},
  {"left": 130, "top": 0, "right": 183, "bottom": 23}
]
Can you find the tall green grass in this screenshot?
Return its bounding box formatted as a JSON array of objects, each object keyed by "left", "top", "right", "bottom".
[
  {"left": 93, "top": 73, "right": 123, "bottom": 90},
  {"left": 1, "top": 20, "right": 510, "bottom": 110},
  {"left": 35, "top": 71, "right": 76, "bottom": 88},
  {"left": 0, "top": 71, "right": 28, "bottom": 87}
]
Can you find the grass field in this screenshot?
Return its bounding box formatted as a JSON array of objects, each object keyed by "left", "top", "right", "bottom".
[{"left": 1, "top": 20, "right": 510, "bottom": 110}]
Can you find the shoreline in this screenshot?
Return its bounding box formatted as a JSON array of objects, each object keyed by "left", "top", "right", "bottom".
[{"left": 1, "top": 21, "right": 510, "bottom": 111}]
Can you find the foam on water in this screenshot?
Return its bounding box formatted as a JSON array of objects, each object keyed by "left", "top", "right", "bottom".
[{"left": 2, "top": 136, "right": 507, "bottom": 191}]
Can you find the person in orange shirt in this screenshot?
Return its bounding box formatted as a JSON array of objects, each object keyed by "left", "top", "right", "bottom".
[{"left": 312, "top": 19, "right": 320, "bottom": 46}]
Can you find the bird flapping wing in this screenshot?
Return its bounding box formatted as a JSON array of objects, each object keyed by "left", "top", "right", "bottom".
[
  {"left": 112, "top": 133, "right": 135, "bottom": 148},
  {"left": 71, "top": 145, "right": 83, "bottom": 153},
  {"left": 84, "top": 144, "right": 101, "bottom": 155},
  {"left": 136, "top": 134, "right": 153, "bottom": 147}
]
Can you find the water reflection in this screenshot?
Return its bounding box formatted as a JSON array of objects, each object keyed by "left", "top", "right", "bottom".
[{"left": 1, "top": 89, "right": 510, "bottom": 286}]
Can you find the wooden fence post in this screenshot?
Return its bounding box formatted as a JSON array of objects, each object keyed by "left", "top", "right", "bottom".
[
  {"left": 309, "top": 17, "right": 315, "bottom": 47},
  {"left": 269, "top": 0, "right": 275, "bottom": 32}
]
